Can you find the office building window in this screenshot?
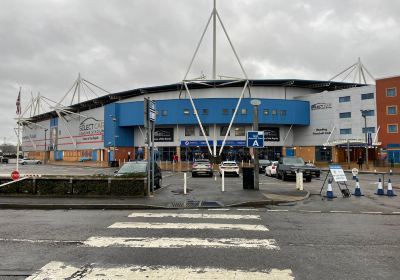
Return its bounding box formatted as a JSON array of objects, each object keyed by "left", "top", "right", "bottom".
[
  {"left": 183, "top": 109, "right": 190, "bottom": 115},
  {"left": 220, "top": 126, "right": 230, "bottom": 136},
  {"left": 386, "top": 88, "right": 397, "bottom": 97},
  {"left": 263, "top": 109, "right": 269, "bottom": 116},
  {"left": 201, "top": 109, "right": 208, "bottom": 115},
  {"left": 388, "top": 124, "right": 398, "bottom": 133},
  {"left": 340, "top": 128, "right": 352, "bottom": 135},
  {"left": 361, "top": 92, "right": 374, "bottom": 100},
  {"left": 339, "top": 112, "right": 351, "bottom": 118},
  {"left": 199, "top": 126, "right": 209, "bottom": 136},
  {"left": 185, "top": 126, "right": 195, "bottom": 136},
  {"left": 241, "top": 108, "right": 247, "bottom": 115},
  {"left": 387, "top": 106, "right": 397, "bottom": 115},
  {"left": 362, "top": 127, "right": 376, "bottom": 133},
  {"left": 222, "top": 108, "right": 229, "bottom": 115},
  {"left": 280, "top": 110, "right": 287, "bottom": 116},
  {"left": 339, "top": 96, "right": 351, "bottom": 102},
  {"left": 161, "top": 110, "right": 168, "bottom": 116},
  {"left": 271, "top": 109, "right": 277, "bottom": 116},
  {"left": 234, "top": 126, "right": 245, "bottom": 136},
  {"left": 362, "top": 110, "right": 375, "bottom": 116}
]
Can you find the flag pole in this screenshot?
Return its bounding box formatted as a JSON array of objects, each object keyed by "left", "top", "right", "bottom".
[{"left": 16, "top": 87, "right": 21, "bottom": 172}]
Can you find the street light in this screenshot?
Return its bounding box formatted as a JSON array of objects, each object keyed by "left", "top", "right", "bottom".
[
  {"left": 250, "top": 99, "right": 261, "bottom": 190},
  {"left": 360, "top": 110, "right": 372, "bottom": 169},
  {"left": 109, "top": 115, "right": 117, "bottom": 165}
]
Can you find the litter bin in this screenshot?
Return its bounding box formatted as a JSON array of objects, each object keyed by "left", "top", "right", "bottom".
[{"left": 242, "top": 166, "right": 254, "bottom": 189}]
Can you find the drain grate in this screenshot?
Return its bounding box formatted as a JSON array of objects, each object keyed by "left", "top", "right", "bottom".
[{"left": 169, "top": 200, "right": 200, "bottom": 208}]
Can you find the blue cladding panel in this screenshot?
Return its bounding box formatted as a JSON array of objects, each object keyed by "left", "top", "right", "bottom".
[
  {"left": 104, "top": 103, "right": 134, "bottom": 147},
  {"left": 110, "top": 98, "right": 309, "bottom": 126}
]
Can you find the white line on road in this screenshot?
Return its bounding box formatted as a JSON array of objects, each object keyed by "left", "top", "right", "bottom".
[
  {"left": 298, "top": 210, "right": 322, "bottom": 213},
  {"left": 236, "top": 208, "right": 259, "bottom": 211},
  {"left": 329, "top": 210, "right": 352, "bottom": 213},
  {"left": 27, "top": 262, "right": 294, "bottom": 280},
  {"left": 0, "top": 238, "right": 81, "bottom": 244},
  {"left": 128, "top": 212, "right": 261, "bottom": 220},
  {"left": 267, "top": 209, "right": 289, "bottom": 212},
  {"left": 109, "top": 222, "right": 269, "bottom": 231},
  {"left": 83, "top": 236, "right": 279, "bottom": 249},
  {"left": 360, "top": 211, "right": 383, "bottom": 214},
  {"left": 392, "top": 212, "right": 400, "bottom": 214},
  {"left": 207, "top": 208, "right": 230, "bottom": 211}
]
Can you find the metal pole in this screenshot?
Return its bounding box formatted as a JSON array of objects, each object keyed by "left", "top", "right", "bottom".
[
  {"left": 362, "top": 112, "right": 369, "bottom": 169},
  {"left": 212, "top": 0, "right": 216, "bottom": 80},
  {"left": 184, "top": 172, "right": 187, "bottom": 194},
  {"left": 221, "top": 169, "right": 225, "bottom": 192},
  {"left": 147, "top": 101, "right": 151, "bottom": 195},
  {"left": 253, "top": 104, "right": 259, "bottom": 190},
  {"left": 151, "top": 120, "right": 155, "bottom": 192},
  {"left": 44, "top": 129, "right": 47, "bottom": 164},
  {"left": 347, "top": 139, "right": 350, "bottom": 169}
]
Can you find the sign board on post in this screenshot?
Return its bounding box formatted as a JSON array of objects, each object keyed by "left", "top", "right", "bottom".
[
  {"left": 11, "top": 170, "right": 20, "bottom": 181},
  {"left": 246, "top": 131, "right": 264, "bottom": 148},
  {"left": 367, "top": 132, "right": 372, "bottom": 146},
  {"left": 329, "top": 165, "right": 347, "bottom": 182}
]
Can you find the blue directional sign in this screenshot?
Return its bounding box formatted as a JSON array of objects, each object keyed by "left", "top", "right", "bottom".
[{"left": 246, "top": 131, "right": 264, "bottom": 148}]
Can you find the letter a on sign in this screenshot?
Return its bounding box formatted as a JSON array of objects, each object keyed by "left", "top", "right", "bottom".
[{"left": 253, "top": 140, "right": 259, "bottom": 147}]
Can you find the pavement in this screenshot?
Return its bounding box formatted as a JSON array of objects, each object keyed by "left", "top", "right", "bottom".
[{"left": 0, "top": 170, "right": 309, "bottom": 210}]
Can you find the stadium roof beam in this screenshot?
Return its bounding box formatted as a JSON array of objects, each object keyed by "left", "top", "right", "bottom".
[{"left": 330, "top": 57, "right": 375, "bottom": 84}]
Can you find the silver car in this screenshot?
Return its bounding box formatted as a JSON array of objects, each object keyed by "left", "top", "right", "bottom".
[{"left": 19, "top": 158, "right": 42, "bottom": 165}]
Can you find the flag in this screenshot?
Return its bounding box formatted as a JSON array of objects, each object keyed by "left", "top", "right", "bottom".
[{"left": 16, "top": 88, "right": 21, "bottom": 115}]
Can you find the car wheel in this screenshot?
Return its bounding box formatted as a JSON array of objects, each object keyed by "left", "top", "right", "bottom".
[
  {"left": 316, "top": 173, "right": 320, "bottom": 178},
  {"left": 276, "top": 171, "right": 281, "bottom": 179},
  {"left": 209, "top": 173, "right": 213, "bottom": 177},
  {"left": 192, "top": 173, "right": 196, "bottom": 177},
  {"left": 282, "top": 172, "right": 287, "bottom": 181},
  {"left": 306, "top": 176, "right": 312, "bottom": 182}
]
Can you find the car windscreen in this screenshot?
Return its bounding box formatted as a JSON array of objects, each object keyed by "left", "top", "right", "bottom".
[
  {"left": 282, "top": 157, "right": 305, "bottom": 166},
  {"left": 222, "top": 162, "right": 237, "bottom": 166},
  {"left": 117, "top": 163, "right": 147, "bottom": 174},
  {"left": 195, "top": 160, "right": 210, "bottom": 164}
]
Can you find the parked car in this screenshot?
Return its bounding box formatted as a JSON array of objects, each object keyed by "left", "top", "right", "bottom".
[
  {"left": 192, "top": 159, "right": 213, "bottom": 177},
  {"left": 305, "top": 163, "right": 321, "bottom": 178},
  {"left": 115, "top": 161, "right": 162, "bottom": 189},
  {"left": 259, "top": 159, "right": 271, "bottom": 173},
  {"left": 276, "top": 156, "right": 312, "bottom": 182},
  {"left": 265, "top": 161, "right": 278, "bottom": 177},
  {"left": 19, "top": 158, "right": 42, "bottom": 165},
  {"left": 219, "top": 161, "right": 240, "bottom": 177}
]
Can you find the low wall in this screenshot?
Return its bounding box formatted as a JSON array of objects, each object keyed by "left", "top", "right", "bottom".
[{"left": 0, "top": 176, "right": 146, "bottom": 197}]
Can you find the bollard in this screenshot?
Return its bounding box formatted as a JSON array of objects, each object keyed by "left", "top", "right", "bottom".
[
  {"left": 353, "top": 178, "right": 363, "bottom": 196},
  {"left": 296, "top": 170, "right": 303, "bottom": 190},
  {"left": 387, "top": 179, "right": 397, "bottom": 197},
  {"left": 375, "top": 178, "right": 385, "bottom": 195},
  {"left": 221, "top": 170, "right": 225, "bottom": 192},
  {"left": 326, "top": 178, "right": 334, "bottom": 200},
  {"left": 184, "top": 173, "right": 187, "bottom": 195}
]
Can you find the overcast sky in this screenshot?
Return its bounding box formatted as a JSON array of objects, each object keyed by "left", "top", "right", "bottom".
[{"left": 1, "top": 0, "right": 399, "bottom": 144}]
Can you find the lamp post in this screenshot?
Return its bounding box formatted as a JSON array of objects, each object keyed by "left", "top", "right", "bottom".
[
  {"left": 250, "top": 99, "right": 261, "bottom": 190},
  {"left": 44, "top": 129, "right": 48, "bottom": 164},
  {"left": 360, "top": 110, "right": 371, "bottom": 169}
]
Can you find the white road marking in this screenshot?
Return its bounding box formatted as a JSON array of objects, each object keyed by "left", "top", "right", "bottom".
[
  {"left": 128, "top": 212, "right": 261, "bottom": 220},
  {"left": 360, "top": 211, "right": 383, "bottom": 214},
  {"left": 329, "top": 210, "right": 352, "bottom": 213},
  {"left": 27, "top": 262, "right": 294, "bottom": 280},
  {"left": 208, "top": 208, "right": 230, "bottom": 211},
  {"left": 392, "top": 212, "right": 400, "bottom": 214},
  {"left": 236, "top": 208, "right": 259, "bottom": 211},
  {"left": 298, "top": 210, "right": 322, "bottom": 213},
  {"left": 0, "top": 238, "right": 81, "bottom": 244},
  {"left": 267, "top": 209, "right": 289, "bottom": 212},
  {"left": 83, "top": 236, "right": 279, "bottom": 249},
  {"left": 109, "top": 222, "right": 269, "bottom": 231}
]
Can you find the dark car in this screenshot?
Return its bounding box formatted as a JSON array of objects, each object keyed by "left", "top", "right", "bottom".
[
  {"left": 192, "top": 159, "right": 213, "bottom": 177},
  {"left": 115, "top": 161, "right": 162, "bottom": 189},
  {"left": 276, "top": 156, "right": 312, "bottom": 182},
  {"left": 259, "top": 159, "right": 271, "bottom": 173},
  {"left": 306, "top": 163, "right": 321, "bottom": 178}
]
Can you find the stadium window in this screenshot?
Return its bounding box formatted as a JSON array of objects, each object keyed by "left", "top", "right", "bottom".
[
  {"left": 387, "top": 106, "right": 397, "bottom": 115},
  {"left": 388, "top": 124, "right": 398, "bottom": 133},
  {"left": 241, "top": 108, "right": 247, "bottom": 115},
  {"left": 361, "top": 92, "right": 374, "bottom": 100},
  {"left": 185, "top": 126, "right": 195, "bottom": 136},
  {"left": 340, "top": 128, "right": 352, "bottom": 135},
  {"left": 183, "top": 109, "right": 190, "bottom": 115},
  {"left": 200, "top": 126, "right": 209, "bottom": 136},
  {"left": 161, "top": 110, "right": 168, "bottom": 116},
  {"left": 220, "top": 126, "right": 230, "bottom": 136},
  {"left": 386, "top": 88, "right": 397, "bottom": 97},
  {"left": 271, "top": 109, "right": 277, "bottom": 116},
  {"left": 234, "top": 127, "right": 245, "bottom": 136},
  {"left": 263, "top": 109, "right": 269, "bottom": 116},
  {"left": 280, "top": 110, "right": 287, "bottom": 116},
  {"left": 339, "top": 96, "right": 351, "bottom": 103},
  {"left": 222, "top": 108, "right": 229, "bottom": 115},
  {"left": 202, "top": 109, "right": 208, "bottom": 115},
  {"left": 362, "top": 127, "right": 376, "bottom": 133},
  {"left": 339, "top": 112, "right": 351, "bottom": 118}
]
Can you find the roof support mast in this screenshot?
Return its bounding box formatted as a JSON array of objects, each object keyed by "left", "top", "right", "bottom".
[{"left": 212, "top": 0, "right": 216, "bottom": 80}]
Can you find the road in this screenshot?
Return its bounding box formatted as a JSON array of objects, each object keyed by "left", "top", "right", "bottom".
[{"left": 1, "top": 209, "right": 399, "bottom": 279}]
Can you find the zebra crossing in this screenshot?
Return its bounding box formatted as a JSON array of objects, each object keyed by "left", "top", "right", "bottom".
[{"left": 27, "top": 211, "right": 294, "bottom": 279}]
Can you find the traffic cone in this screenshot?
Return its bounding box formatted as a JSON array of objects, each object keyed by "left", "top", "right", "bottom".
[
  {"left": 375, "top": 178, "right": 385, "bottom": 195},
  {"left": 387, "top": 179, "right": 397, "bottom": 197},
  {"left": 353, "top": 178, "right": 363, "bottom": 196},
  {"left": 326, "top": 179, "right": 334, "bottom": 199}
]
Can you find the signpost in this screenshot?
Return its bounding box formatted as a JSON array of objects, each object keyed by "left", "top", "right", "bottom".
[
  {"left": 246, "top": 131, "right": 264, "bottom": 148},
  {"left": 11, "top": 170, "right": 20, "bottom": 181},
  {"left": 144, "top": 98, "right": 156, "bottom": 196},
  {"left": 320, "top": 164, "right": 351, "bottom": 197}
]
